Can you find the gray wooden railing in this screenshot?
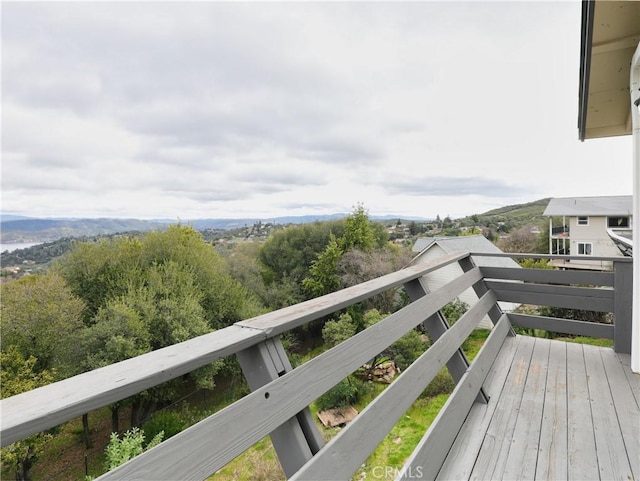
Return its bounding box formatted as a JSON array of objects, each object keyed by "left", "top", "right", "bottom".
[{"left": 0, "top": 252, "right": 632, "bottom": 480}]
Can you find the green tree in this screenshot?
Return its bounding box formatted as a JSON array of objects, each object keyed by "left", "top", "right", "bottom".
[
  {"left": 1, "top": 347, "right": 55, "bottom": 481},
  {"left": 53, "top": 225, "right": 251, "bottom": 426},
  {"left": 302, "top": 234, "right": 343, "bottom": 297},
  {"left": 322, "top": 312, "right": 357, "bottom": 348},
  {"left": 0, "top": 272, "right": 85, "bottom": 376},
  {"left": 259, "top": 220, "right": 345, "bottom": 285},
  {"left": 340, "top": 204, "right": 377, "bottom": 252},
  {"left": 55, "top": 225, "right": 252, "bottom": 330}
]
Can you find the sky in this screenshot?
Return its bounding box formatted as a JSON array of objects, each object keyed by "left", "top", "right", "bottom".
[{"left": 1, "top": 1, "right": 634, "bottom": 221}]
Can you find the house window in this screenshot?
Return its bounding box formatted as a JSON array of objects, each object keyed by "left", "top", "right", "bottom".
[
  {"left": 577, "top": 216, "right": 589, "bottom": 226},
  {"left": 577, "top": 242, "right": 592, "bottom": 255},
  {"left": 607, "top": 216, "right": 629, "bottom": 228}
]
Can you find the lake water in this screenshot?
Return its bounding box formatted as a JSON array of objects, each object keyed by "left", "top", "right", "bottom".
[{"left": 0, "top": 242, "right": 41, "bottom": 253}]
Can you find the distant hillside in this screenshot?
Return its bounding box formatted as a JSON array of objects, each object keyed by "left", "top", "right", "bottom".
[
  {"left": 0, "top": 218, "right": 168, "bottom": 243},
  {"left": 461, "top": 198, "right": 551, "bottom": 231}
]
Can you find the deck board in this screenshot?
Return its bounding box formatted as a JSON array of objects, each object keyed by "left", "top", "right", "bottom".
[
  {"left": 566, "top": 342, "right": 600, "bottom": 481},
  {"left": 599, "top": 348, "right": 640, "bottom": 480},
  {"left": 435, "top": 335, "right": 520, "bottom": 481},
  {"left": 436, "top": 336, "right": 639, "bottom": 481},
  {"left": 468, "top": 336, "right": 535, "bottom": 480},
  {"left": 535, "top": 340, "right": 568, "bottom": 481},
  {"left": 583, "top": 344, "right": 634, "bottom": 480},
  {"left": 502, "top": 338, "right": 550, "bottom": 480}
]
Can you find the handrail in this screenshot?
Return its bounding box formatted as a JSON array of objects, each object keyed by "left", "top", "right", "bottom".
[{"left": 0, "top": 251, "right": 467, "bottom": 447}]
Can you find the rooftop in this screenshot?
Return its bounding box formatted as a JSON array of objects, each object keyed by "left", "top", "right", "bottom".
[{"left": 543, "top": 195, "right": 633, "bottom": 216}]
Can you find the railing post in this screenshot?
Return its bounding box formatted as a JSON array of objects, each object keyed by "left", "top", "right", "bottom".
[
  {"left": 457, "top": 255, "right": 508, "bottom": 330},
  {"left": 236, "top": 337, "right": 324, "bottom": 478},
  {"left": 613, "top": 261, "right": 633, "bottom": 354},
  {"left": 403, "top": 277, "right": 489, "bottom": 404}
]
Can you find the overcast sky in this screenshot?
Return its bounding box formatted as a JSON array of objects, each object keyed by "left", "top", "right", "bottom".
[{"left": 1, "top": 1, "right": 633, "bottom": 221}]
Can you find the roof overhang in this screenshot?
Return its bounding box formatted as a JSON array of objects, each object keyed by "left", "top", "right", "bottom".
[{"left": 578, "top": 0, "right": 640, "bottom": 141}]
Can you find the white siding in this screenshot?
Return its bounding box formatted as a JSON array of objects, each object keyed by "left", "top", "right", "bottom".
[
  {"left": 414, "top": 246, "right": 496, "bottom": 330},
  {"left": 568, "top": 216, "right": 621, "bottom": 268}
]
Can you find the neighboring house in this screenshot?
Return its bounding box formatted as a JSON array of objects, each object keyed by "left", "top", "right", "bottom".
[
  {"left": 410, "top": 235, "right": 521, "bottom": 329},
  {"left": 543, "top": 195, "right": 633, "bottom": 270}
]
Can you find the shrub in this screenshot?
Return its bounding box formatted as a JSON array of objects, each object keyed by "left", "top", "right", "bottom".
[
  {"left": 386, "top": 330, "right": 428, "bottom": 371},
  {"left": 421, "top": 369, "right": 455, "bottom": 398},
  {"left": 316, "top": 376, "right": 371, "bottom": 411},
  {"left": 322, "top": 313, "right": 356, "bottom": 348},
  {"left": 441, "top": 298, "right": 469, "bottom": 325},
  {"left": 142, "top": 410, "right": 185, "bottom": 446},
  {"left": 104, "top": 427, "right": 163, "bottom": 471}
]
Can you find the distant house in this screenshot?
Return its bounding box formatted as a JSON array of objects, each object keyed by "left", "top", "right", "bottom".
[
  {"left": 411, "top": 235, "right": 521, "bottom": 329},
  {"left": 543, "top": 195, "right": 633, "bottom": 270}
]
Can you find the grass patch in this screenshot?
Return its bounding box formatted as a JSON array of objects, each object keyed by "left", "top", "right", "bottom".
[
  {"left": 555, "top": 336, "right": 613, "bottom": 347},
  {"left": 355, "top": 394, "right": 449, "bottom": 480}
]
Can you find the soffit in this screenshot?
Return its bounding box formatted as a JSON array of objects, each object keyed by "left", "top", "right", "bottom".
[{"left": 579, "top": 1, "right": 640, "bottom": 140}]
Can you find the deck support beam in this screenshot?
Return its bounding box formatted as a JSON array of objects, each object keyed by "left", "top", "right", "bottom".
[
  {"left": 236, "top": 337, "right": 324, "bottom": 478},
  {"left": 404, "top": 277, "right": 489, "bottom": 404},
  {"left": 614, "top": 261, "right": 633, "bottom": 354}
]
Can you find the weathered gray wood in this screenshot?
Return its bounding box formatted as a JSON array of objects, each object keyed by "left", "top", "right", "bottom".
[
  {"left": 502, "top": 338, "right": 550, "bottom": 480},
  {"left": 435, "top": 334, "right": 520, "bottom": 481},
  {"left": 469, "top": 252, "right": 630, "bottom": 263},
  {"left": 237, "top": 251, "right": 470, "bottom": 336},
  {"left": 398, "top": 314, "right": 511, "bottom": 481},
  {"left": 440, "top": 338, "right": 639, "bottom": 481},
  {"left": 403, "top": 277, "right": 487, "bottom": 404},
  {"left": 479, "top": 266, "right": 614, "bottom": 286},
  {"left": 458, "top": 256, "right": 504, "bottom": 326},
  {"left": 0, "top": 324, "right": 266, "bottom": 447},
  {"left": 96, "top": 268, "right": 483, "bottom": 480},
  {"left": 508, "top": 312, "right": 614, "bottom": 339},
  {"left": 236, "top": 338, "right": 323, "bottom": 477},
  {"left": 618, "top": 353, "right": 640, "bottom": 407},
  {"left": 289, "top": 291, "right": 498, "bottom": 481},
  {"left": 485, "top": 280, "right": 614, "bottom": 312},
  {"left": 599, "top": 348, "right": 640, "bottom": 480},
  {"left": 469, "top": 336, "right": 535, "bottom": 480},
  {"left": 613, "top": 261, "right": 633, "bottom": 353},
  {"left": 566, "top": 342, "right": 599, "bottom": 480},
  {"left": 534, "top": 340, "right": 568, "bottom": 481},
  {"left": 582, "top": 344, "right": 634, "bottom": 480}
]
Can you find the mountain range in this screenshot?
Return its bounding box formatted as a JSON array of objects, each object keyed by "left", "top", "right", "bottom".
[{"left": 0, "top": 213, "right": 429, "bottom": 244}]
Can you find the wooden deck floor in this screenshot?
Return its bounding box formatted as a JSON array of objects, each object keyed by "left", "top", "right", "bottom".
[{"left": 437, "top": 335, "right": 639, "bottom": 481}]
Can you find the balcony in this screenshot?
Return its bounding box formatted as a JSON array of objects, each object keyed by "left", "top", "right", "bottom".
[{"left": 1, "top": 252, "right": 637, "bottom": 480}]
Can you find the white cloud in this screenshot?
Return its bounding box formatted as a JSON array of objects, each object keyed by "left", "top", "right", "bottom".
[{"left": 1, "top": 1, "right": 633, "bottom": 220}]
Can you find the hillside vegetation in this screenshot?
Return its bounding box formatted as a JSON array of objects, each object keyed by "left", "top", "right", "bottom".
[{"left": 460, "top": 198, "right": 550, "bottom": 232}]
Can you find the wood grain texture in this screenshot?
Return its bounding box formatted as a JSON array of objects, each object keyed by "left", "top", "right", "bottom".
[
  {"left": 599, "top": 348, "right": 640, "bottom": 480},
  {"left": 469, "top": 336, "right": 535, "bottom": 480},
  {"left": 508, "top": 313, "right": 614, "bottom": 339},
  {"left": 534, "top": 340, "right": 568, "bottom": 481},
  {"left": 479, "top": 266, "right": 614, "bottom": 286},
  {"left": 486, "top": 280, "right": 614, "bottom": 312},
  {"left": 566, "top": 342, "right": 600, "bottom": 481},
  {"left": 583, "top": 344, "right": 634, "bottom": 480}
]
